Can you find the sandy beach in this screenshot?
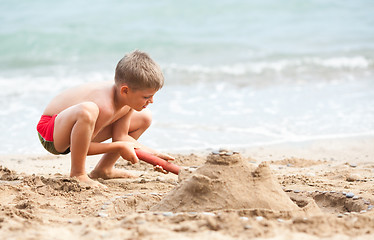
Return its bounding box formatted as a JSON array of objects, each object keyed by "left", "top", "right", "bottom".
[
  {"left": 1, "top": 1, "right": 374, "bottom": 239},
  {"left": 0, "top": 136, "right": 373, "bottom": 240}
]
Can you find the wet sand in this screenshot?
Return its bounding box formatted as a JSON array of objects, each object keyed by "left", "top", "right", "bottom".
[{"left": 1, "top": 136, "right": 374, "bottom": 240}]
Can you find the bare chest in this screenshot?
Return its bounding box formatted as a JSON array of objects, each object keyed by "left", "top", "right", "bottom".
[{"left": 94, "top": 106, "right": 130, "bottom": 133}]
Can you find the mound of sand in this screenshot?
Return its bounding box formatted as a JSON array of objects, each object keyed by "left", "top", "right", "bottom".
[{"left": 151, "top": 152, "right": 319, "bottom": 215}]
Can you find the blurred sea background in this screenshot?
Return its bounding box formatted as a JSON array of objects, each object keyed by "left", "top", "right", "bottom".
[{"left": 1, "top": 0, "right": 373, "bottom": 154}]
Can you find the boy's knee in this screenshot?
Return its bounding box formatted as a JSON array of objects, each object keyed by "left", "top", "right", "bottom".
[
  {"left": 141, "top": 109, "right": 152, "bottom": 128},
  {"left": 77, "top": 102, "right": 99, "bottom": 124}
]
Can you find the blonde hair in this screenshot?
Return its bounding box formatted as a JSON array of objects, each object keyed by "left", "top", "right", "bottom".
[{"left": 115, "top": 50, "right": 164, "bottom": 91}]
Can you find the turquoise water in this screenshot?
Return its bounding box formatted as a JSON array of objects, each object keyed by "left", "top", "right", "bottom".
[{"left": 1, "top": 0, "right": 374, "bottom": 154}]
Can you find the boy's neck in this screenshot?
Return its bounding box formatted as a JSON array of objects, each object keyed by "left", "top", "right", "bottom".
[{"left": 112, "top": 84, "right": 127, "bottom": 110}]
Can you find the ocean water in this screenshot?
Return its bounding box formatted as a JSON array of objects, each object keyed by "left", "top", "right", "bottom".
[{"left": 1, "top": 0, "right": 373, "bottom": 154}]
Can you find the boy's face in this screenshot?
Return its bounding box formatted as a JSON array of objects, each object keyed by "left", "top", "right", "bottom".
[{"left": 124, "top": 87, "right": 157, "bottom": 111}]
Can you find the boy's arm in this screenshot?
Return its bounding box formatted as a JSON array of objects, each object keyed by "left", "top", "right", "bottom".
[
  {"left": 112, "top": 109, "right": 174, "bottom": 161},
  {"left": 87, "top": 141, "right": 136, "bottom": 158},
  {"left": 112, "top": 109, "right": 140, "bottom": 146},
  {"left": 87, "top": 110, "right": 139, "bottom": 163}
]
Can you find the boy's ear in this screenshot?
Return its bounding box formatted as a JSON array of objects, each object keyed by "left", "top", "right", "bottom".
[{"left": 120, "top": 85, "right": 129, "bottom": 95}]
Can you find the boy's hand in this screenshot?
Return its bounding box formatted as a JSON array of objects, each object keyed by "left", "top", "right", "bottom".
[{"left": 117, "top": 142, "right": 139, "bottom": 164}]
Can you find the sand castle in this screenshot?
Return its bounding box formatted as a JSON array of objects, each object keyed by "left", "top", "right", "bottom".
[{"left": 151, "top": 150, "right": 319, "bottom": 215}]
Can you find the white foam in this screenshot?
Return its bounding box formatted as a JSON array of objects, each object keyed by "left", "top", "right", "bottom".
[{"left": 164, "top": 56, "right": 372, "bottom": 77}]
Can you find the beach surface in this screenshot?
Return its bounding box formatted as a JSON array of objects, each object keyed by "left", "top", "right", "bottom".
[{"left": 1, "top": 136, "right": 374, "bottom": 240}]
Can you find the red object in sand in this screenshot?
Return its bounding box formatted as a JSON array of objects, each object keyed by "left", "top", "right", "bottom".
[{"left": 134, "top": 149, "right": 181, "bottom": 175}]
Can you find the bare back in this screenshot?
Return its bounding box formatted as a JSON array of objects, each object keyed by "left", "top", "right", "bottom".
[{"left": 43, "top": 81, "right": 131, "bottom": 135}]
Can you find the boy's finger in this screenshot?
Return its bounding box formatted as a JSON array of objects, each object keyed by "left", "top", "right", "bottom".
[
  {"left": 131, "top": 154, "right": 139, "bottom": 164},
  {"left": 131, "top": 157, "right": 139, "bottom": 164},
  {"left": 156, "top": 153, "right": 175, "bottom": 161},
  {"left": 129, "top": 148, "right": 139, "bottom": 164}
]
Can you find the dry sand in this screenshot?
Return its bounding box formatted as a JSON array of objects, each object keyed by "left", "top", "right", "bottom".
[{"left": 1, "top": 136, "right": 374, "bottom": 240}]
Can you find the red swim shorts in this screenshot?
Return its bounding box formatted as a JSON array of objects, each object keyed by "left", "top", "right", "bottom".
[{"left": 36, "top": 115, "right": 70, "bottom": 155}]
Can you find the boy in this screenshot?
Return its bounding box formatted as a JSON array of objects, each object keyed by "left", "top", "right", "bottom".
[{"left": 36, "top": 50, "right": 174, "bottom": 187}]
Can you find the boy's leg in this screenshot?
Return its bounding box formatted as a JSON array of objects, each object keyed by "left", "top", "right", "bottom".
[
  {"left": 89, "top": 109, "right": 152, "bottom": 179},
  {"left": 128, "top": 108, "right": 153, "bottom": 140},
  {"left": 53, "top": 102, "right": 100, "bottom": 184}
]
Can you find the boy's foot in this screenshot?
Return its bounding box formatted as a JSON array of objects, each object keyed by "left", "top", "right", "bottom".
[
  {"left": 89, "top": 168, "right": 136, "bottom": 180},
  {"left": 73, "top": 174, "right": 107, "bottom": 188}
]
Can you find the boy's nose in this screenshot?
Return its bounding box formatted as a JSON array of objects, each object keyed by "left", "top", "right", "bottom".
[{"left": 148, "top": 97, "right": 154, "bottom": 103}]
